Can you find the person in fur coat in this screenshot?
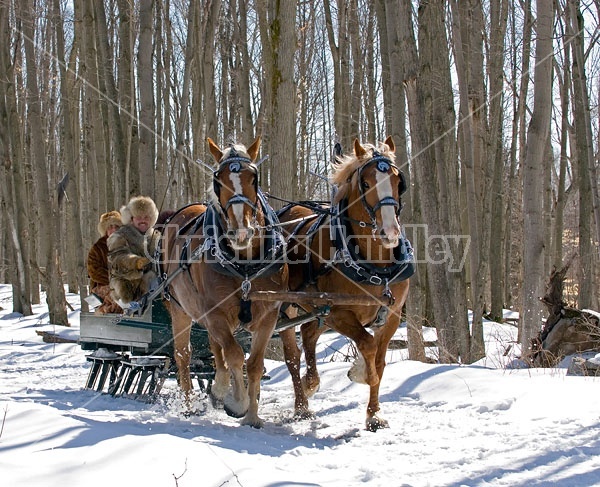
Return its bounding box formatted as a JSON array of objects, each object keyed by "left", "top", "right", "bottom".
[
  {"left": 108, "top": 195, "right": 160, "bottom": 308},
  {"left": 87, "top": 210, "right": 123, "bottom": 314}
]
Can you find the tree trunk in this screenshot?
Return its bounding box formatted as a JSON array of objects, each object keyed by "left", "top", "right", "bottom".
[
  {"left": 200, "top": 0, "right": 220, "bottom": 162},
  {"left": 450, "top": 0, "right": 487, "bottom": 361},
  {"left": 323, "top": 0, "right": 354, "bottom": 149},
  {"left": 116, "top": 0, "right": 135, "bottom": 206},
  {"left": 396, "top": 0, "right": 459, "bottom": 363},
  {"left": 521, "top": 0, "right": 553, "bottom": 352},
  {"left": 19, "top": 0, "right": 68, "bottom": 325},
  {"left": 488, "top": 0, "right": 509, "bottom": 322},
  {"left": 80, "top": 0, "right": 104, "bottom": 216},
  {"left": 138, "top": 0, "right": 155, "bottom": 197},
  {"left": 505, "top": 1, "right": 531, "bottom": 311},
  {"left": 552, "top": 32, "right": 571, "bottom": 270},
  {"left": 93, "top": 0, "right": 128, "bottom": 203},
  {"left": 0, "top": 2, "right": 32, "bottom": 315},
  {"left": 567, "top": 0, "right": 596, "bottom": 308},
  {"left": 419, "top": 0, "right": 471, "bottom": 361},
  {"left": 256, "top": 0, "right": 298, "bottom": 203},
  {"left": 379, "top": 0, "right": 425, "bottom": 362}
]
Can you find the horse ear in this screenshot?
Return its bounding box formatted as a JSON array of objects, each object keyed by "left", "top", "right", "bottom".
[
  {"left": 384, "top": 136, "right": 395, "bottom": 153},
  {"left": 354, "top": 138, "right": 367, "bottom": 157},
  {"left": 247, "top": 136, "right": 261, "bottom": 161},
  {"left": 332, "top": 183, "right": 347, "bottom": 206},
  {"left": 207, "top": 137, "right": 223, "bottom": 162},
  {"left": 333, "top": 141, "right": 343, "bottom": 159}
]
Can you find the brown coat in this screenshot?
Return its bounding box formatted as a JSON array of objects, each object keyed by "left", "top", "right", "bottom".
[
  {"left": 87, "top": 235, "right": 110, "bottom": 289},
  {"left": 107, "top": 224, "right": 160, "bottom": 304},
  {"left": 86, "top": 235, "right": 122, "bottom": 314}
]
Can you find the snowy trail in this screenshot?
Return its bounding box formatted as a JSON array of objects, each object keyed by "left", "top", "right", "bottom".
[{"left": 2, "top": 287, "right": 600, "bottom": 486}]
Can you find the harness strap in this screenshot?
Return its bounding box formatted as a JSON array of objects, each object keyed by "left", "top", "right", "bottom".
[{"left": 144, "top": 213, "right": 207, "bottom": 306}]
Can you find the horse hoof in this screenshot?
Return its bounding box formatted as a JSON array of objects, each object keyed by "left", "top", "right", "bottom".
[
  {"left": 294, "top": 408, "right": 316, "bottom": 421},
  {"left": 224, "top": 399, "right": 248, "bottom": 418},
  {"left": 347, "top": 356, "right": 368, "bottom": 384},
  {"left": 366, "top": 415, "right": 389, "bottom": 432},
  {"left": 301, "top": 377, "right": 320, "bottom": 397},
  {"left": 210, "top": 396, "right": 224, "bottom": 409},
  {"left": 241, "top": 415, "right": 264, "bottom": 429}
]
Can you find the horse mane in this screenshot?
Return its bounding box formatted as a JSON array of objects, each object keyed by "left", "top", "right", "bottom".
[{"left": 330, "top": 140, "right": 395, "bottom": 205}]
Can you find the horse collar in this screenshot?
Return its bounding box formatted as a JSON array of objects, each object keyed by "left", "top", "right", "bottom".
[
  {"left": 330, "top": 201, "right": 415, "bottom": 286},
  {"left": 202, "top": 190, "right": 286, "bottom": 280}
]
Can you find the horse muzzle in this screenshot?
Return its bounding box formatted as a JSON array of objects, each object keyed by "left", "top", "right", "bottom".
[
  {"left": 379, "top": 227, "right": 400, "bottom": 249},
  {"left": 226, "top": 226, "right": 255, "bottom": 250}
]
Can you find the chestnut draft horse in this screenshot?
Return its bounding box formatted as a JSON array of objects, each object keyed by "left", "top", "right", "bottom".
[
  {"left": 278, "top": 136, "right": 414, "bottom": 432},
  {"left": 160, "top": 136, "right": 288, "bottom": 428}
]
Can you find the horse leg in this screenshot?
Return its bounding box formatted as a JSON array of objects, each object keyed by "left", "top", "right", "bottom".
[
  {"left": 280, "top": 326, "right": 313, "bottom": 419},
  {"left": 300, "top": 320, "right": 323, "bottom": 397},
  {"left": 207, "top": 334, "right": 229, "bottom": 406},
  {"left": 364, "top": 313, "right": 401, "bottom": 432},
  {"left": 242, "top": 314, "right": 277, "bottom": 428},
  {"left": 333, "top": 311, "right": 379, "bottom": 388},
  {"left": 169, "top": 305, "right": 194, "bottom": 402},
  {"left": 208, "top": 314, "right": 248, "bottom": 419}
]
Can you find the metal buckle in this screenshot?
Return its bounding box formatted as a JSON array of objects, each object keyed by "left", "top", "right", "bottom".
[{"left": 369, "top": 275, "right": 383, "bottom": 285}]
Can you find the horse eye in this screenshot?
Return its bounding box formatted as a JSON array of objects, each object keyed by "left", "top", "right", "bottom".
[{"left": 361, "top": 180, "right": 370, "bottom": 190}]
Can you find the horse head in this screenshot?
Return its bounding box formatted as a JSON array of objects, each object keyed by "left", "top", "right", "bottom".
[
  {"left": 332, "top": 136, "right": 406, "bottom": 249},
  {"left": 208, "top": 136, "right": 262, "bottom": 251}
]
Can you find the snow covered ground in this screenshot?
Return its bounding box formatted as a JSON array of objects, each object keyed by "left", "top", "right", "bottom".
[{"left": 2, "top": 284, "right": 600, "bottom": 487}]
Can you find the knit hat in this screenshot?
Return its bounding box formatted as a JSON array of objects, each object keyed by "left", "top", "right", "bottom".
[
  {"left": 120, "top": 195, "right": 159, "bottom": 228},
  {"left": 97, "top": 211, "right": 122, "bottom": 236}
]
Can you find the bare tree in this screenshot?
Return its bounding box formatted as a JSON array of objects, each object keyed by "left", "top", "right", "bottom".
[
  {"left": 52, "top": 0, "right": 87, "bottom": 302},
  {"left": 395, "top": 0, "right": 470, "bottom": 363},
  {"left": 323, "top": 0, "right": 356, "bottom": 149},
  {"left": 552, "top": 9, "right": 572, "bottom": 272},
  {"left": 521, "top": 0, "right": 554, "bottom": 350},
  {"left": 138, "top": 0, "right": 155, "bottom": 196},
  {"left": 19, "top": 0, "right": 68, "bottom": 325},
  {"left": 378, "top": 0, "right": 425, "bottom": 361},
  {"left": 0, "top": 2, "right": 32, "bottom": 315},
  {"left": 488, "top": 0, "right": 510, "bottom": 321},
  {"left": 256, "top": 0, "right": 298, "bottom": 202},
  {"left": 450, "top": 0, "right": 487, "bottom": 361},
  {"left": 567, "top": 0, "right": 597, "bottom": 308},
  {"left": 93, "top": 0, "right": 129, "bottom": 203}
]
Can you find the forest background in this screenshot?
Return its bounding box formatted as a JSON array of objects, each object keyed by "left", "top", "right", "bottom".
[{"left": 0, "top": 0, "right": 598, "bottom": 365}]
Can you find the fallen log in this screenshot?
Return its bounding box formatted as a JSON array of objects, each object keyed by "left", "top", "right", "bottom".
[
  {"left": 36, "top": 330, "right": 78, "bottom": 344},
  {"left": 388, "top": 339, "right": 438, "bottom": 350},
  {"left": 531, "top": 256, "right": 600, "bottom": 367},
  {"left": 566, "top": 356, "right": 600, "bottom": 376}
]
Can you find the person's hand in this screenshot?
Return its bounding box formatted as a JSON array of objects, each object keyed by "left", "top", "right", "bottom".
[{"left": 135, "top": 257, "right": 151, "bottom": 271}]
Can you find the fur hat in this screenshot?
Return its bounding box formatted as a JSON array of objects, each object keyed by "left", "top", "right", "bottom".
[
  {"left": 120, "top": 195, "right": 159, "bottom": 228},
  {"left": 97, "top": 210, "right": 122, "bottom": 236}
]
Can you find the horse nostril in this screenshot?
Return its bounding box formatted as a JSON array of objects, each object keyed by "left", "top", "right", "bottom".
[{"left": 226, "top": 227, "right": 255, "bottom": 246}]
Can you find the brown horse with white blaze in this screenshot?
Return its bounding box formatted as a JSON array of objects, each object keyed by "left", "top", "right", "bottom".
[
  {"left": 160, "top": 136, "right": 288, "bottom": 428},
  {"left": 278, "top": 136, "right": 414, "bottom": 431}
]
